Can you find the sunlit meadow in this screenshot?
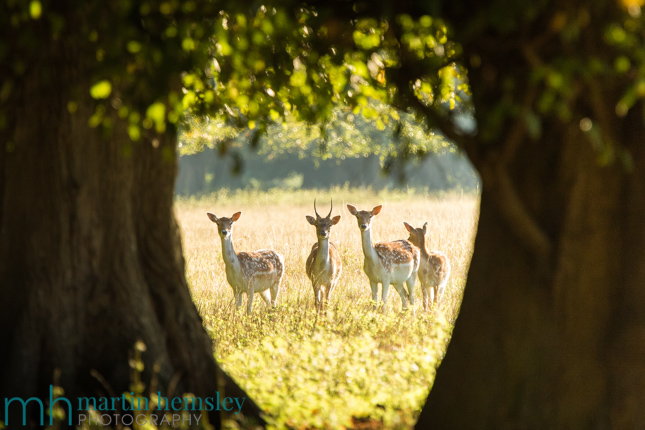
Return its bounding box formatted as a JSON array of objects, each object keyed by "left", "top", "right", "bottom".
[{"left": 176, "top": 187, "right": 479, "bottom": 429}]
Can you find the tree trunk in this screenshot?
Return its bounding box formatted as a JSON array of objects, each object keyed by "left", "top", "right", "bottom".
[
  {"left": 417, "top": 3, "right": 645, "bottom": 426},
  {"left": 0, "top": 16, "right": 263, "bottom": 430},
  {"left": 419, "top": 116, "right": 645, "bottom": 429}
]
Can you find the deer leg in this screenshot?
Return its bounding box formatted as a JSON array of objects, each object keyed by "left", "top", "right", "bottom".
[
  {"left": 429, "top": 286, "right": 436, "bottom": 309},
  {"left": 235, "top": 290, "right": 244, "bottom": 309},
  {"left": 381, "top": 280, "right": 391, "bottom": 305},
  {"left": 422, "top": 286, "right": 430, "bottom": 312},
  {"left": 320, "top": 285, "right": 325, "bottom": 313},
  {"left": 406, "top": 276, "right": 416, "bottom": 308},
  {"left": 324, "top": 284, "right": 333, "bottom": 308},
  {"left": 370, "top": 281, "right": 379, "bottom": 310},
  {"left": 313, "top": 285, "right": 320, "bottom": 312},
  {"left": 260, "top": 289, "right": 271, "bottom": 307},
  {"left": 393, "top": 283, "right": 409, "bottom": 310},
  {"left": 437, "top": 277, "right": 447, "bottom": 306},
  {"left": 246, "top": 289, "right": 255, "bottom": 315},
  {"left": 270, "top": 277, "right": 281, "bottom": 307}
]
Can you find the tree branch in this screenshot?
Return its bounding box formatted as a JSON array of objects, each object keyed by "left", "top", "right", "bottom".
[
  {"left": 492, "top": 83, "right": 552, "bottom": 262},
  {"left": 405, "top": 94, "right": 475, "bottom": 150},
  {"left": 499, "top": 84, "right": 538, "bottom": 165},
  {"left": 588, "top": 82, "right": 619, "bottom": 153},
  {"left": 491, "top": 164, "right": 553, "bottom": 262}
]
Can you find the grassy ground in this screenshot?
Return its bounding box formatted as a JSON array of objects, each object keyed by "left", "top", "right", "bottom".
[{"left": 176, "top": 187, "right": 479, "bottom": 429}]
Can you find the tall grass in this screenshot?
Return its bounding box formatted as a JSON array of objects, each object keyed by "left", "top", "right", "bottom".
[{"left": 176, "top": 187, "right": 479, "bottom": 429}]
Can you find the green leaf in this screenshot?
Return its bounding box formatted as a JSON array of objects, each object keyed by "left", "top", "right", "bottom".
[
  {"left": 89, "top": 80, "right": 112, "bottom": 99},
  {"left": 128, "top": 124, "right": 141, "bottom": 141},
  {"left": 146, "top": 102, "right": 165, "bottom": 123},
  {"left": 127, "top": 41, "right": 142, "bottom": 54},
  {"left": 182, "top": 37, "right": 196, "bottom": 51},
  {"left": 614, "top": 56, "right": 631, "bottom": 73},
  {"left": 147, "top": 102, "right": 166, "bottom": 133},
  {"left": 29, "top": 1, "right": 42, "bottom": 19}
]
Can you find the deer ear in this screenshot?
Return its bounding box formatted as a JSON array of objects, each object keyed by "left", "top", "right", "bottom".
[
  {"left": 207, "top": 213, "right": 218, "bottom": 223},
  {"left": 346, "top": 204, "right": 358, "bottom": 216},
  {"left": 306, "top": 215, "right": 316, "bottom": 225},
  {"left": 372, "top": 205, "right": 383, "bottom": 216},
  {"left": 404, "top": 222, "right": 413, "bottom": 232},
  {"left": 331, "top": 215, "right": 341, "bottom": 225},
  {"left": 423, "top": 222, "right": 428, "bottom": 233},
  {"left": 231, "top": 212, "right": 241, "bottom": 222}
]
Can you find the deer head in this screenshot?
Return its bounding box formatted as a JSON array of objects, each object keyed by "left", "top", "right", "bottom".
[
  {"left": 306, "top": 199, "right": 341, "bottom": 239},
  {"left": 346, "top": 204, "right": 382, "bottom": 231},
  {"left": 404, "top": 222, "right": 428, "bottom": 248},
  {"left": 207, "top": 211, "right": 241, "bottom": 239}
]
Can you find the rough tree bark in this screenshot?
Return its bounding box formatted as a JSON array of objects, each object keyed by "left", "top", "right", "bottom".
[
  {"left": 0, "top": 8, "right": 263, "bottom": 430},
  {"left": 417, "top": 2, "right": 645, "bottom": 428}
]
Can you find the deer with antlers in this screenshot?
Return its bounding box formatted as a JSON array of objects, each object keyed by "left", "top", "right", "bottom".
[
  {"left": 347, "top": 204, "right": 420, "bottom": 312},
  {"left": 305, "top": 199, "right": 342, "bottom": 313},
  {"left": 404, "top": 222, "right": 451, "bottom": 311},
  {"left": 207, "top": 211, "right": 284, "bottom": 314}
]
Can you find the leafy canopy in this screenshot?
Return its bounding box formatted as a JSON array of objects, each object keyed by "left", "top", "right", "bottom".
[
  {"left": 3, "top": 0, "right": 645, "bottom": 168},
  {"left": 1, "top": 0, "right": 466, "bottom": 159},
  {"left": 178, "top": 5, "right": 467, "bottom": 165}
]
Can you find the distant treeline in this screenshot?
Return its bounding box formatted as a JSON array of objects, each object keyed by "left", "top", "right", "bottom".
[{"left": 175, "top": 146, "right": 479, "bottom": 195}]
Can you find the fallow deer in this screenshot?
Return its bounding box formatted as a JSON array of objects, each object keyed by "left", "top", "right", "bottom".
[
  {"left": 347, "top": 204, "right": 419, "bottom": 312},
  {"left": 404, "top": 222, "right": 451, "bottom": 311},
  {"left": 207, "top": 211, "right": 284, "bottom": 314},
  {"left": 305, "top": 199, "right": 342, "bottom": 313}
]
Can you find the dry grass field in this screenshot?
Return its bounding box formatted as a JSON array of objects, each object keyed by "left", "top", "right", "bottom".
[{"left": 176, "top": 187, "right": 479, "bottom": 429}]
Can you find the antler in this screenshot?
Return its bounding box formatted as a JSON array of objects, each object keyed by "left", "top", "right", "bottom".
[{"left": 314, "top": 198, "right": 333, "bottom": 219}]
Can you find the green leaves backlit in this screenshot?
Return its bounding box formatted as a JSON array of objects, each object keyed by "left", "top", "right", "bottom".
[
  {"left": 127, "top": 41, "right": 142, "bottom": 54},
  {"left": 89, "top": 80, "right": 112, "bottom": 99},
  {"left": 201, "top": 7, "right": 465, "bottom": 139},
  {"left": 146, "top": 102, "right": 166, "bottom": 133},
  {"left": 44, "top": 2, "right": 466, "bottom": 148},
  {"left": 29, "top": 0, "right": 41, "bottom": 19}
]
